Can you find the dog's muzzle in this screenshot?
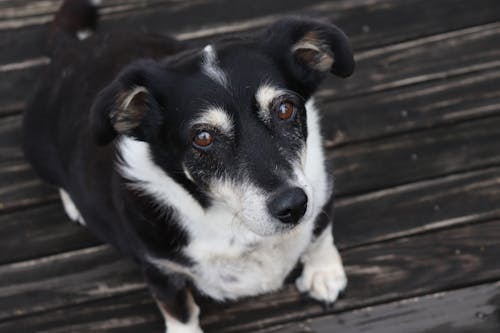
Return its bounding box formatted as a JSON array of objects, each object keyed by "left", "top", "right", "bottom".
[{"left": 267, "top": 186, "right": 308, "bottom": 225}]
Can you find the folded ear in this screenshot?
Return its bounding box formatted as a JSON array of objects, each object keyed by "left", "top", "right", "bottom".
[
  {"left": 90, "top": 60, "right": 165, "bottom": 145},
  {"left": 262, "top": 17, "right": 355, "bottom": 97}
]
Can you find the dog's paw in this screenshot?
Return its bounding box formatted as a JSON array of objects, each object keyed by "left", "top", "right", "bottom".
[
  {"left": 165, "top": 321, "right": 204, "bottom": 333},
  {"left": 296, "top": 248, "right": 347, "bottom": 304}
]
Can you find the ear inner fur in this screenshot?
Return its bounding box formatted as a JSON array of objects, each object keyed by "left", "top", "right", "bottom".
[
  {"left": 292, "top": 31, "right": 334, "bottom": 72},
  {"left": 111, "top": 86, "right": 149, "bottom": 134}
]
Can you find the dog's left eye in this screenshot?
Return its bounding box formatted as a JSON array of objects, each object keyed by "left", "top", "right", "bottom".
[
  {"left": 277, "top": 101, "right": 295, "bottom": 120},
  {"left": 193, "top": 130, "right": 214, "bottom": 148}
]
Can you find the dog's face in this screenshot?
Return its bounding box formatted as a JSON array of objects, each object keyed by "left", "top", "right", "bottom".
[{"left": 91, "top": 18, "right": 354, "bottom": 236}]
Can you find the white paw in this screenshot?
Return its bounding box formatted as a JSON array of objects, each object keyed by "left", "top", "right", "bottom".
[
  {"left": 59, "top": 188, "right": 86, "bottom": 226},
  {"left": 296, "top": 225, "right": 347, "bottom": 304},
  {"left": 296, "top": 262, "right": 347, "bottom": 303},
  {"left": 166, "top": 320, "right": 204, "bottom": 333}
]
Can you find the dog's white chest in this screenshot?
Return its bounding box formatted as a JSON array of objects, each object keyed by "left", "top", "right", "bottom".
[{"left": 185, "top": 220, "right": 313, "bottom": 300}]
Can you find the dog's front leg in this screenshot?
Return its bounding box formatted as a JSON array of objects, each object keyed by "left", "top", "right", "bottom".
[
  {"left": 143, "top": 266, "right": 203, "bottom": 333},
  {"left": 296, "top": 222, "right": 347, "bottom": 304}
]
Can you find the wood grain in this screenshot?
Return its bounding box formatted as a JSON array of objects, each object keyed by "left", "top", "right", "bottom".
[
  {"left": 1, "top": 0, "right": 499, "bottom": 63},
  {"left": 2, "top": 0, "right": 500, "bottom": 114},
  {"left": 319, "top": 68, "right": 500, "bottom": 147},
  {"left": 0, "top": 203, "right": 100, "bottom": 265},
  {"left": 0, "top": 159, "right": 56, "bottom": 212},
  {"left": 257, "top": 282, "right": 500, "bottom": 333},
  {"left": 331, "top": 115, "right": 500, "bottom": 195},
  {"left": 0, "top": 245, "right": 143, "bottom": 321},
  {"left": 0, "top": 220, "right": 498, "bottom": 332},
  {"left": 334, "top": 167, "right": 500, "bottom": 248}
]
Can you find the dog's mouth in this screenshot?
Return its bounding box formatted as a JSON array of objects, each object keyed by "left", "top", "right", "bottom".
[
  {"left": 235, "top": 189, "right": 311, "bottom": 237},
  {"left": 208, "top": 176, "right": 313, "bottom": 236}
]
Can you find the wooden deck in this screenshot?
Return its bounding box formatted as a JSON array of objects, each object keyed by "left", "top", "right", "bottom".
[{"left": 1, "top": 0, "right": 500, "bottom": 332}]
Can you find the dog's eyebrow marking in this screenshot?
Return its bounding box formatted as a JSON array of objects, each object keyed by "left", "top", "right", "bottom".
[
  {"left": 191, "top": 106, "right": 234, "bottom": 136},
  {"left": 201, "top": 45, "right": 228, "bottom": 88},
  {"left": 255, "top": 84, "right": 284, "bottom": 124}
]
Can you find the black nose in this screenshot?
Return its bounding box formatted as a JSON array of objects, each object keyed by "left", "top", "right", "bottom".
[{"left": 268, "top": 187, "right": 308, "bottom": 224}]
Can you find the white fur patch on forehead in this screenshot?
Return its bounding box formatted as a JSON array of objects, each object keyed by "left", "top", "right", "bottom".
[
  {"left": 191, "top": 106, "right": 234, "bottom": 136},
  {"left": 255, "top": 84, "right": 284, "bottom": 124},
  {"left": 201, "top": 45, "right": 228, "bottom": 88}
]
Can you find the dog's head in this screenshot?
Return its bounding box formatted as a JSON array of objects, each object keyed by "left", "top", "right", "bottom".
[{"left": 91, "top": 17, "right": 354, "bottom": 236}]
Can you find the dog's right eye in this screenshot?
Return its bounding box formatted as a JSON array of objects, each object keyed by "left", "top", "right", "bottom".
[{"left": 193, "top": 130, "right": 214, "bottom": 149}]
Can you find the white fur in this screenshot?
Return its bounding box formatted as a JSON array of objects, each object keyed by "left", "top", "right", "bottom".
[
  {"left": 59, "top": 188, "right": 85, "bottom": 225},
  {"left": 122, "top": 86, "right": 148, "bottom": 109},
  {"left": 302, "top": 99, "right": 333, "bottom": 213},
  {"left": 296, "top": 224, "right": 347, "bottom": 303},
  {"left": 118, "top": 138, "right": 205, "bottom": 222},
  {"left": 201, "top": 45, "right": 228, "bottom": 88},
  {"left": 255, "top": 84, "right": 283, "bottom": 123},
  {"left": 185, "top": 176, "right": 314, "bottom": 299},
  {"left": 157, "top": 294, "right": 203, "bottom": 333},
  {"left": 117, "top": 138, "right": 313, "bottom": 300},
  {"left": 166, "top": 319, "right": 203, "bottom": 333},
  {"left": 76, "top": 29, "right": 93, "bottom": 41},
  {"left": 191, "top": 106, "right": 234, "bottom": 136},
  {"left": 182, "top": 163, "right": 195, "bottom": 183},
  {"left": 294, "top": 99, "right": 345, "bottom": 303},
  {"left": 116, "top": 98, "right": 335, "bottom": 301}
]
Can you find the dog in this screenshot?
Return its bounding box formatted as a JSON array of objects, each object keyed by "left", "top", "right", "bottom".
[{"left": 22, "top": 0, "right": 354, "bottom": 332}]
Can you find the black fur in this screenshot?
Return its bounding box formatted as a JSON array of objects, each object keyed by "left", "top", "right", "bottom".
[{"left": 23, "top": 0, "right": 354, "bottom": 327}]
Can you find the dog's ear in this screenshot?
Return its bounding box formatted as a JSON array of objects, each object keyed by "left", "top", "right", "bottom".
[
  {"left": 262, "top": 17, "right": 354, "bottom": 97},
  {"left": 90, "top": 60, "right": 165, "bottom": 145}
]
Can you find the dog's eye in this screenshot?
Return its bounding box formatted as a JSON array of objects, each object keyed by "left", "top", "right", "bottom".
[
  {"left": 193, "top": 130, "right": 214, "bottom": 148},
  {"left": 277, "top": 101, "right": 295, "bottom": 120}
]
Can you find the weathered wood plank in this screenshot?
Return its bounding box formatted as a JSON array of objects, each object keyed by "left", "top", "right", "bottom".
[
  {"left": 0, "top": 114, "right": 23, "bottom": 162},
  {"left": 2, "top": 0, "right": 499, "bottom": 63},
  {"left": 0, "top": 159, "right": 56, "bottom": 212},
  {"left": 327, "top": 22, "right": 500, "bottom": 98},
  {"left": 0, "top": 203, "right": 100, "bottom": 265},
  {"left": 332, "top": 115, "right": 500, "bottom": 195},
  {"left": 257, "top": 282, "right": 500, "bottom": 333},
  {"left": 0, "top": 245, "right": 143, "bottom": 321},
  {"left": 0, "top": 63, "right": 45, "bottom": 116},
  {"left": 334, "top": 167, "right": 500, "bottom": 248},
  {"left": 2, "top": 0, "right": 500, "bottom": 114},
  {"left": 0, "top": 290, "right": 162, "bottom": 333},
  {"left": 0, "top": 0, "right": 320, "bottom": 64},
  {"left": 0, "top": 220, "right": 499, "bottom": 332},
  {"left": 319, "top": 68, "right": 500, "bottom": 147}
]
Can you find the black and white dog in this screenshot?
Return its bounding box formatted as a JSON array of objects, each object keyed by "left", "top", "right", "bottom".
[{"left": 23, "top": 0, "right": 354, "bottom": 332}]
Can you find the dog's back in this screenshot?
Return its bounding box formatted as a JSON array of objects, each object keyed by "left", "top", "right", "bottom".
[
  {"left": 23, "top": 0, "right": 185, "bottom": 189},
  {"left": 22, "top": 0, "right": 187, "bottom": 250}
]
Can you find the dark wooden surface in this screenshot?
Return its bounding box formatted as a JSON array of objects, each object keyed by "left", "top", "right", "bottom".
[{"left": 1, "top": 0, "right": 500, "bottom": 332}]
